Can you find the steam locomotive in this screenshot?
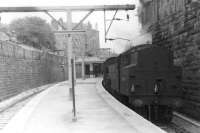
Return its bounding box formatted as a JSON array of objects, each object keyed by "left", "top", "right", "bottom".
[{"left": 102, "top": 44, "right": 183, "bottom": 123}]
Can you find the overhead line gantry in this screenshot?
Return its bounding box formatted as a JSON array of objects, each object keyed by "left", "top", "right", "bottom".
[
  {"left": 0, "top": 4, "right": 135, "bottom": 121},
  {"left": 0, "top": 5, "right": 134, "bottom": 12}
]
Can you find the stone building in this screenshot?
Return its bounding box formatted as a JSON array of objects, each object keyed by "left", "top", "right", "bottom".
[
  {"left": 139, "top": 0, "right": 200, "bottom": 120},
  {"left": 51, "top": 19, "right": 103, "bottom": 79},
  {"left": 51, "top": 19, "right": 100, "bottom": 58}
]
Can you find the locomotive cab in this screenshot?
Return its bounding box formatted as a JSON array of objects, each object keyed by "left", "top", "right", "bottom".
[
  {"left": 120, "top": 45, "right": 182, "bottom": 122},
  {"left": 102, "top": 44, "right": 182, "bottom": 123}
]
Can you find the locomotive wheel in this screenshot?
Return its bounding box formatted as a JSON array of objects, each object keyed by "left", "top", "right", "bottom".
[{"left": 130, "top": 105, "right": 173, "bottom": 123}]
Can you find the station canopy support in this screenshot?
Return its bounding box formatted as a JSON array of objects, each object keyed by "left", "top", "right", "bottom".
[
  {"left": 0, "top": 5, "right": 135, "bottom": 12},
  {"left": 0, "top": 4, "right": 135, "bottom": 121}
]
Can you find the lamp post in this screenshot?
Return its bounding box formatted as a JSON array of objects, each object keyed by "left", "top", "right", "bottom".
[{"left": 0, "top": 4, "right": 135, "bottom": 122}]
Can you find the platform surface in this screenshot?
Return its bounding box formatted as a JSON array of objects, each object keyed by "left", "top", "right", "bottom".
[{"left": 2, "top": 78, "right": 166, "bottom": 133}]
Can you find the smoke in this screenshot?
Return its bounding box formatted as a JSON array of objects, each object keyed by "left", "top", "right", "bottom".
[
  {"left": 105, "top": 0, "right": 152, "bottom": 54},
  {"left": 132, "top": 0, "right": 152, "bottom": 46},
  {"left": 132, "top": 31, "right": 152, "bottom": 46}
]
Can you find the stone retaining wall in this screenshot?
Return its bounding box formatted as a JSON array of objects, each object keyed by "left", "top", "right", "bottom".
[
  {"left": 0, "top": 41, "right": 67, "bottom": 101},
  {"left": 149, "top": 0, "right": 200, "bottom": 119}
]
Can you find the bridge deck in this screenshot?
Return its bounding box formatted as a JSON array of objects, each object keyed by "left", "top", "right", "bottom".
[{"left": 2, "top": 78, "right": 166, "bottom": 133}]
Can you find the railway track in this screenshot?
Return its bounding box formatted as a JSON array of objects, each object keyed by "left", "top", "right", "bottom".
[
  {"left": 0, "top": 95, "right": 34, "bottom": 131},
  {"left": 0, "top": 84, "right": 55, "bottom": 131},
  {"left": 104, "top": 87, "right": 200, "bottom": 133},
  {"left": 159, "top": 112, "right": 200, "bottom": 133}
]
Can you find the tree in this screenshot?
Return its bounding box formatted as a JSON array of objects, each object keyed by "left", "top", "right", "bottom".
[{"left": 9, "top": 17, "right": 56, "bottom": 50}]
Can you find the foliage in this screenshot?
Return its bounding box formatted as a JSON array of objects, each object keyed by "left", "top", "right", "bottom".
[{"left": 9, "top": 17, "right": 56, "bottom": 50}]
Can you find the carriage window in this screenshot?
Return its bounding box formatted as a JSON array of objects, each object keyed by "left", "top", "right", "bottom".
[
  {"left": 121, "top": 54, "right": 130, "bottom": 66},
  {"left": 131, "top": 52, "right": 138, "bottom": 64}
]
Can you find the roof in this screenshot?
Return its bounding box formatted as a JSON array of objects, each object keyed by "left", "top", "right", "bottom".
[{"left": 121, "top": 44, "right": 152, "bottom": 55}]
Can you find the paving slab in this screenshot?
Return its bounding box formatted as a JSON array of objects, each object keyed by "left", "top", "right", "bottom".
[{"left": 2, "top": 78, "right": 166, "bottom": 133}]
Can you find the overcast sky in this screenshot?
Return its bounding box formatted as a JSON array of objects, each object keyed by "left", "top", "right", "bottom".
[{"left": 0, "top": 0, "right": 151, "bottom": 53}]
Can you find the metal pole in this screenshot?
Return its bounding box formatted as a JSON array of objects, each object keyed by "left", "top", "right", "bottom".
[
  {"left": 104, "top": 9, "right": 106, "bottom": 42},
  {"left": 81, "top": 57, "right": 85, "bottom": 79},
  {"left": 73, "top": 55, "right": 76, "bottom": 84},
  {"left": 45, "top": 11, "right": 66, "bottom": 30},
  {"left": 81, "top": 34, "right": 85, "bottom": 79},
  {"left": 0, "top": 5, "right": 135, "bottom": 12},
  {"left": 71, "top": 59, "right": 76, "bottom": 121},
  {"left": 67, "top": 10, "right": 73, "bottom": 98},
  {"left": 81, "top": 33, "right": 87, "bottom": 80},
  {"left": 105, "top": 10, "right": 118, "bottom": 36}
]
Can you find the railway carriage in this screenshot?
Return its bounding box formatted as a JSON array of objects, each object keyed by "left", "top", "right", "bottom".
[
  {"left": 102, "top": 44, "right": 183, "bottom": 123},
  {"left": 102, "top": 57, "right": 117, "bottom": 91}
]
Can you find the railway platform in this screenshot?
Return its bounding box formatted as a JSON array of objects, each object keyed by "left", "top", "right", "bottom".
[{"left": 2, "top": 78, "right": 166, "bottom": 133}]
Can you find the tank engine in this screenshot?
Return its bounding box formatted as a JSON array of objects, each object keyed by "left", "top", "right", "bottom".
[{"left": 102, "top": 44, "right": 182, "bottom": 123}]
